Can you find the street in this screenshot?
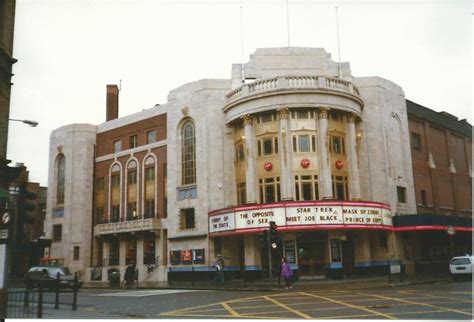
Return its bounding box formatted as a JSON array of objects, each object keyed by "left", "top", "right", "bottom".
[{"left": 34, "top": 279, "right": 472, "bottom": 319}]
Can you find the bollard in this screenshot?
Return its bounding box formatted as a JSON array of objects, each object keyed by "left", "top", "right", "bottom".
[
  {"left": 72, "top": 273, "right": 78, "bottom": 311},
  {"left": 23, "top": 289, "right": 29, "bottom": 307},
  {"left": 37, "top": 284, "right": 43, "bottom": 318},
  {"left": 55, "top": 272, "right": 60, "bottom": 309},
  {"left": 191, "top": 267, "right": 195, "bottom": 288},
  {"left": 243, "top": 270, "right": 246, "bottom": 288}
]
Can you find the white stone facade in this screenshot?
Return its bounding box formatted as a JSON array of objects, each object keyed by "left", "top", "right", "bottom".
[{"left": 45, "top": 47, "right": 417, "bottom": 281}]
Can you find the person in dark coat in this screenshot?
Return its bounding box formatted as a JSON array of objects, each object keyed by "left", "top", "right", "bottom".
[
  {"left": 280, "top": 257, "right": 293, "bottom": 290},
  {"left": 214, "top": 254, "right": 225, "bottom": 284},
  {"left": 124, "top": 262, "right": 136, "bottom": 287}
]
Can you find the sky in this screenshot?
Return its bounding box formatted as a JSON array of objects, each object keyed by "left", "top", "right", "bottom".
[{"left": 7, "top": 0, "right": 473, "bottom": 186}]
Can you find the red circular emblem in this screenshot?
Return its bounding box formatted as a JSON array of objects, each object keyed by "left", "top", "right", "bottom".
[
  {"left": 264, "top": 162, "right": 273, "bottom": 171},
  {"left": 335, "top": 160, "right": 344, "bottom": 169},
  {"left": 301, "top": 159, "right": 310, "bottom": 168}
]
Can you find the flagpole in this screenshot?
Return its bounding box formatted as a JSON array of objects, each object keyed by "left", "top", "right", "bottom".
[
  {"left": 286, "top": 0, "right": 291, "bottom": 47},
  {"left": 336, "top": 6, "right": 342, "bottom": 78}
]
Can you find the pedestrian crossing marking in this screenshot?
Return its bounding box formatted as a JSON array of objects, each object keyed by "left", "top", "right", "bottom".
[{"left": 93, "top": 289, "right": 201, "bottom": 297}]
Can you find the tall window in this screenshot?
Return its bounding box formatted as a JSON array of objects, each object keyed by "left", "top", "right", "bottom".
[
  {"left": 109, "top": 237, "right": 119, "bottom": 265},
  {"left": 235, "top": 143, "right": 245, "bottom": 162},
  {"left": 180, "top": 208, "right": 195, "bottom": 230},
  {"left": 330, "top": 136, "right": 345, "bottom": 154},
  {"left": 295, "top": 175, "right": 319, "bottom": 201},
  {"left": 53, "top": 224, "right": 62, "bottom": 241},
  {"left": 411, "top": 132, "right": 421, "bottom": 150},
  {"left": 257, "top": 137, "right": 278, "bottom": 156},
  {"left": 144, "top": 156, "right": 156, "bottom": 219},
  {"left": 110, "top": 164, "right": 121, "bottom": 222},
  {"left": 259, "top": 177, "right": 281, "bottom": 203},
  {"left": 181, "top": 121, "right": 196, "bottom": 185},
  {"left": 113, "top": 139, "right": 122, "bottom": 153},
  {"left": 56, "top": 155, "right": 65, "bottom": 205},
  {"left": 397, "top": 186, "right": 407, "bottom": 203},
  {"left": 332, "top": 175, "right": 348, "bottom": 200},
  {"left": 127, "top": 161, "right": 138, "bottom": 220}
]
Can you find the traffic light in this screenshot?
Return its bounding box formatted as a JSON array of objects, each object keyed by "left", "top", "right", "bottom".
[
  {"left": 258, "top": 229, "right": 268, "bottom": 249},
  {"left": 18, "top": 185, "right": 37, "bottom": 224},
  {"left": 269, "top": 221, "right": 278, "bottom": 249}
]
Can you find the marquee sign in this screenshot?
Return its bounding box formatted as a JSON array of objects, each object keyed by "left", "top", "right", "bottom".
[{"left": 209, "top": 201, "right": 392, "bottom": 234}]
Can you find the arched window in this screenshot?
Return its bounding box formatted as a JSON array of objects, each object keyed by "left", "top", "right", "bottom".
[
  {"left": 126, "top": 160, "right": 138, "bottom": 220},
  {"left": 56, "top": 154, "right": 65, "bottom": 205},
  {"left": 181, "top": 121, "right": 196, "bottom": 185},
  {"left": 110, "top": 164, "right": 121, "bottom": 222},
  {"left": 144, "top": 156, "right": 156, "bottom": 219}
]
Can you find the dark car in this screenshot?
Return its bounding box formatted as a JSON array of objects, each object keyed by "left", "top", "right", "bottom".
[{"left": 25, "top": 266, "right": 83, "bottom": 290}]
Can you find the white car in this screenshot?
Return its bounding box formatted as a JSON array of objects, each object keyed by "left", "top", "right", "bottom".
[{"left": 449, "top": 255, "right": 473, "bottom": 280}]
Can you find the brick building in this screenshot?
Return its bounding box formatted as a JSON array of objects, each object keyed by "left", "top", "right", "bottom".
[
  {"left": 45, "top": 47, "right": 470, "bottom": 283},
  {"left": 392, "top": 101, "right": 472, "bottom": 270}
]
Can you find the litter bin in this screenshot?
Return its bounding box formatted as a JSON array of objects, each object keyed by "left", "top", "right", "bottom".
[{"left": 108, "top": 268, "right": 121, "bottom": 286}]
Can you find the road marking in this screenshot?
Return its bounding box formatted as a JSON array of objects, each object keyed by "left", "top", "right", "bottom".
[
  {"left": 397, "top": 290, "right": 473, "bottom": 303},
  {"left": 300, "top": 292, "right": 397, "bottom": 320},
  {"left": 357, "top": 292, "right": 473, "bottom": 317},
  {"left": 221, "top": 302, "right": 241, "bottom": 318},
  {"left": 93, "top": 289, "right": 201, "bottom": 297},
  {"left": 263, "top": 295, "right": 313, "bottom": 319}
]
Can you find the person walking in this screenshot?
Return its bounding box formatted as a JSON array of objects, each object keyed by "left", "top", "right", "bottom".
[
  {"left": 214, "top": 254, "right": 225, "bottom": 284},
  {"left": 124, "top": 262, "right": 136, "bottom": 288},
  {"left": 280, "top": 257, "right": 293, "bottom": 290}
]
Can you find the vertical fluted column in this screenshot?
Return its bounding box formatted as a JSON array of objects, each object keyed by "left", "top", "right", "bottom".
[
  {"left": 277, "top": 108, "right": 294, "bottom": 200},
  {"left": 347, "top": 113, "right": 362, "bottom": 200},
  {"left": 243, "top": 114, "right": 257, "bottom": 203},
  {"left": 318, "top": 107, "right": 333, "bottom": 199}
]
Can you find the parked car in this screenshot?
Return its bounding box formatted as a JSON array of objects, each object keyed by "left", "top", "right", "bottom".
[
  {"left": 25, "top": 266, "right": 83, "bottom": 289},
  {"left": 449, "top": 255, "right": 473, "bottom": 280}
]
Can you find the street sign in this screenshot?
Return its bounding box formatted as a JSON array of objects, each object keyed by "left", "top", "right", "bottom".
[
  {"left": 0, "top": 230, "right": 7, "bottom": 239},
  {"left": 446, "top": 226, "right": 456, "bottom": 236}
]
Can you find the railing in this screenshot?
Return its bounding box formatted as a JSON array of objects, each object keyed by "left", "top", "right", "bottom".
[
  {"left": 226, "top": 75, "right": 360, "bottom": 102},
  {"left": 94, "top": 217, "right": 161, "bottom": 236},
  {"left": 6, "top": 290, "right": 40, "bottom": 318}
]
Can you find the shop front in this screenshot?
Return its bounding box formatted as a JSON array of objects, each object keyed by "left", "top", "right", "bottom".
[{"left": 209, "top": 200, "right": 394, "bottom": 279}]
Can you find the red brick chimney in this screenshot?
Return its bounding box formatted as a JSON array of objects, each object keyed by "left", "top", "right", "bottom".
[{"left": 106, "top": 84, "right": 119, "bottom": 121}]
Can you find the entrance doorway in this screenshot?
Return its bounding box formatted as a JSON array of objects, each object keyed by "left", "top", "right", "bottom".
[{"left": 297, "top": 241, "right": 326, "bottom": 276}]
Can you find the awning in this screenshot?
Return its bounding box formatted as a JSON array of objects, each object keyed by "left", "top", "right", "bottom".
[{"left": 392, "top": 214, "right": 472, "bottom": 232}]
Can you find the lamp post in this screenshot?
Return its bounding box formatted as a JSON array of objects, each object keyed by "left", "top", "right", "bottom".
[{"left": 8, "top": 118, "right": 38, "bottom": 127}]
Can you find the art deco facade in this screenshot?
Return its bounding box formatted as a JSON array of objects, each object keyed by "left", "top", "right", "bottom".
[{"left": 45, "top": 47, "right": 470, "bottom": 282}]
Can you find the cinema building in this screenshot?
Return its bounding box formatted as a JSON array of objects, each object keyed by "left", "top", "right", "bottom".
[{"left": 45, "top": 47, "right": 469, "bottom": 283}]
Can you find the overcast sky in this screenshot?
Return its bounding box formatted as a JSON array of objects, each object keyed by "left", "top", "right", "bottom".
[{"left": 7, "top": 0, "right": 472, "bottom": 186}]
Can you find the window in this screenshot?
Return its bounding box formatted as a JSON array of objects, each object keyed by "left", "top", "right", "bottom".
[
  {"left": 73, "top": 247, "right": 80, "bottom": 260},
  {"left": 127, "top": 202, "right": 137, "bottom": 220},
  {"left": 129, "top": 135, "right": 138, "bottom": 149},
  {"left": 263, "top": 138, "right": 273, "bottom": 155},
  {"left": 397, "top": 186, "right": 406, "bottom": 203},
  {"left": 147, "top": 130, "right": 157, "bottom": 144},
  {"left": 235, "top": 144, "right": 244, "bottom": 162},
  {"left": 420, "top": 189, "right": 427, "bottom": 206},
  {"left": 145, "top": 167, "right": 155, "bottom": 181},
  {"left": 111, "top": 174, "right": 120, "bottom": 188},
  {"left": 53, "top": 224, "right": 62, "bottom": 241},
  {"left": 291, "top": 110, "right": 314, "bottom": 119},
  {"left": 111, "top": 205, "right": 120, "bottom": 222},
  {"left": 95, "top": 207, "right": 104, "bottom": 224},
  {"left": 113, "top": 140, "right": 122, "bottom": 153},
  {"left": 144, "top": 235, "right": 156, "bottom": 265},
  {"left": 332, "top": 175, "right": 348, "bottom": 200},
  {"left": 180, "top": 208, "right": 195, "bottom": 230},
  {"left": 96, "top": 178, "right": 104, "bottom": 191},
  {"left": 411, "top": 133, "right": 421, "bottom": 150},
  {"left": 237, "top": 182, "right": 246, "bottom": 205},
  {"left": 295, "top": 175, "right": 319, "bottom": 201},
  {"left": 293, "top": 135, "right": 316, "bottom": 153},
  {"left": 257, "top": 112, "right": 275, "bottom": 123},
  {"left": 331, "top": 136, "right": 345, "bottom": 154},
  {"left": 144, "top": 199, "right": 155, "bottom": 218},
  {"left": 257, "top": 137, "right": 278, "bottom": 157},
  {"left": 127, "top": 170, "right": 137, "bottom": 184},
  {"left": 181, "top": 121, "right": 196, "bottom": 185},
  {"left": 56, "top": 155, "right": 65, "bottom": 205},
  {"left": 259, "top": 177, "right": 281, "bottom": 203}
]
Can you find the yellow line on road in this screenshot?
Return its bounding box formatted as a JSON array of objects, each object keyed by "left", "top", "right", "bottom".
[
  {"left": 221, "top": 302, "right": 241, "bottom": 317},
  {"left": 264, "top": 295, "right": 313, "bottom": 319},
  {"left": 357, "top": 292, "right": 473, "bottom": 317},
  {"left": 300, "top": 292, "right": 397, "bottom": 320},
  {"left": 397, "top": 290, "right": 473, "bottom": 303},
  {"left": 394, "top": 309, "right": 453, "bottom": 316}
]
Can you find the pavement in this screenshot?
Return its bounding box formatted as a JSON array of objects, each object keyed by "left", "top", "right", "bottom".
[{"left": 81, "top": 274, "right": 453, "bottom": 292}]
